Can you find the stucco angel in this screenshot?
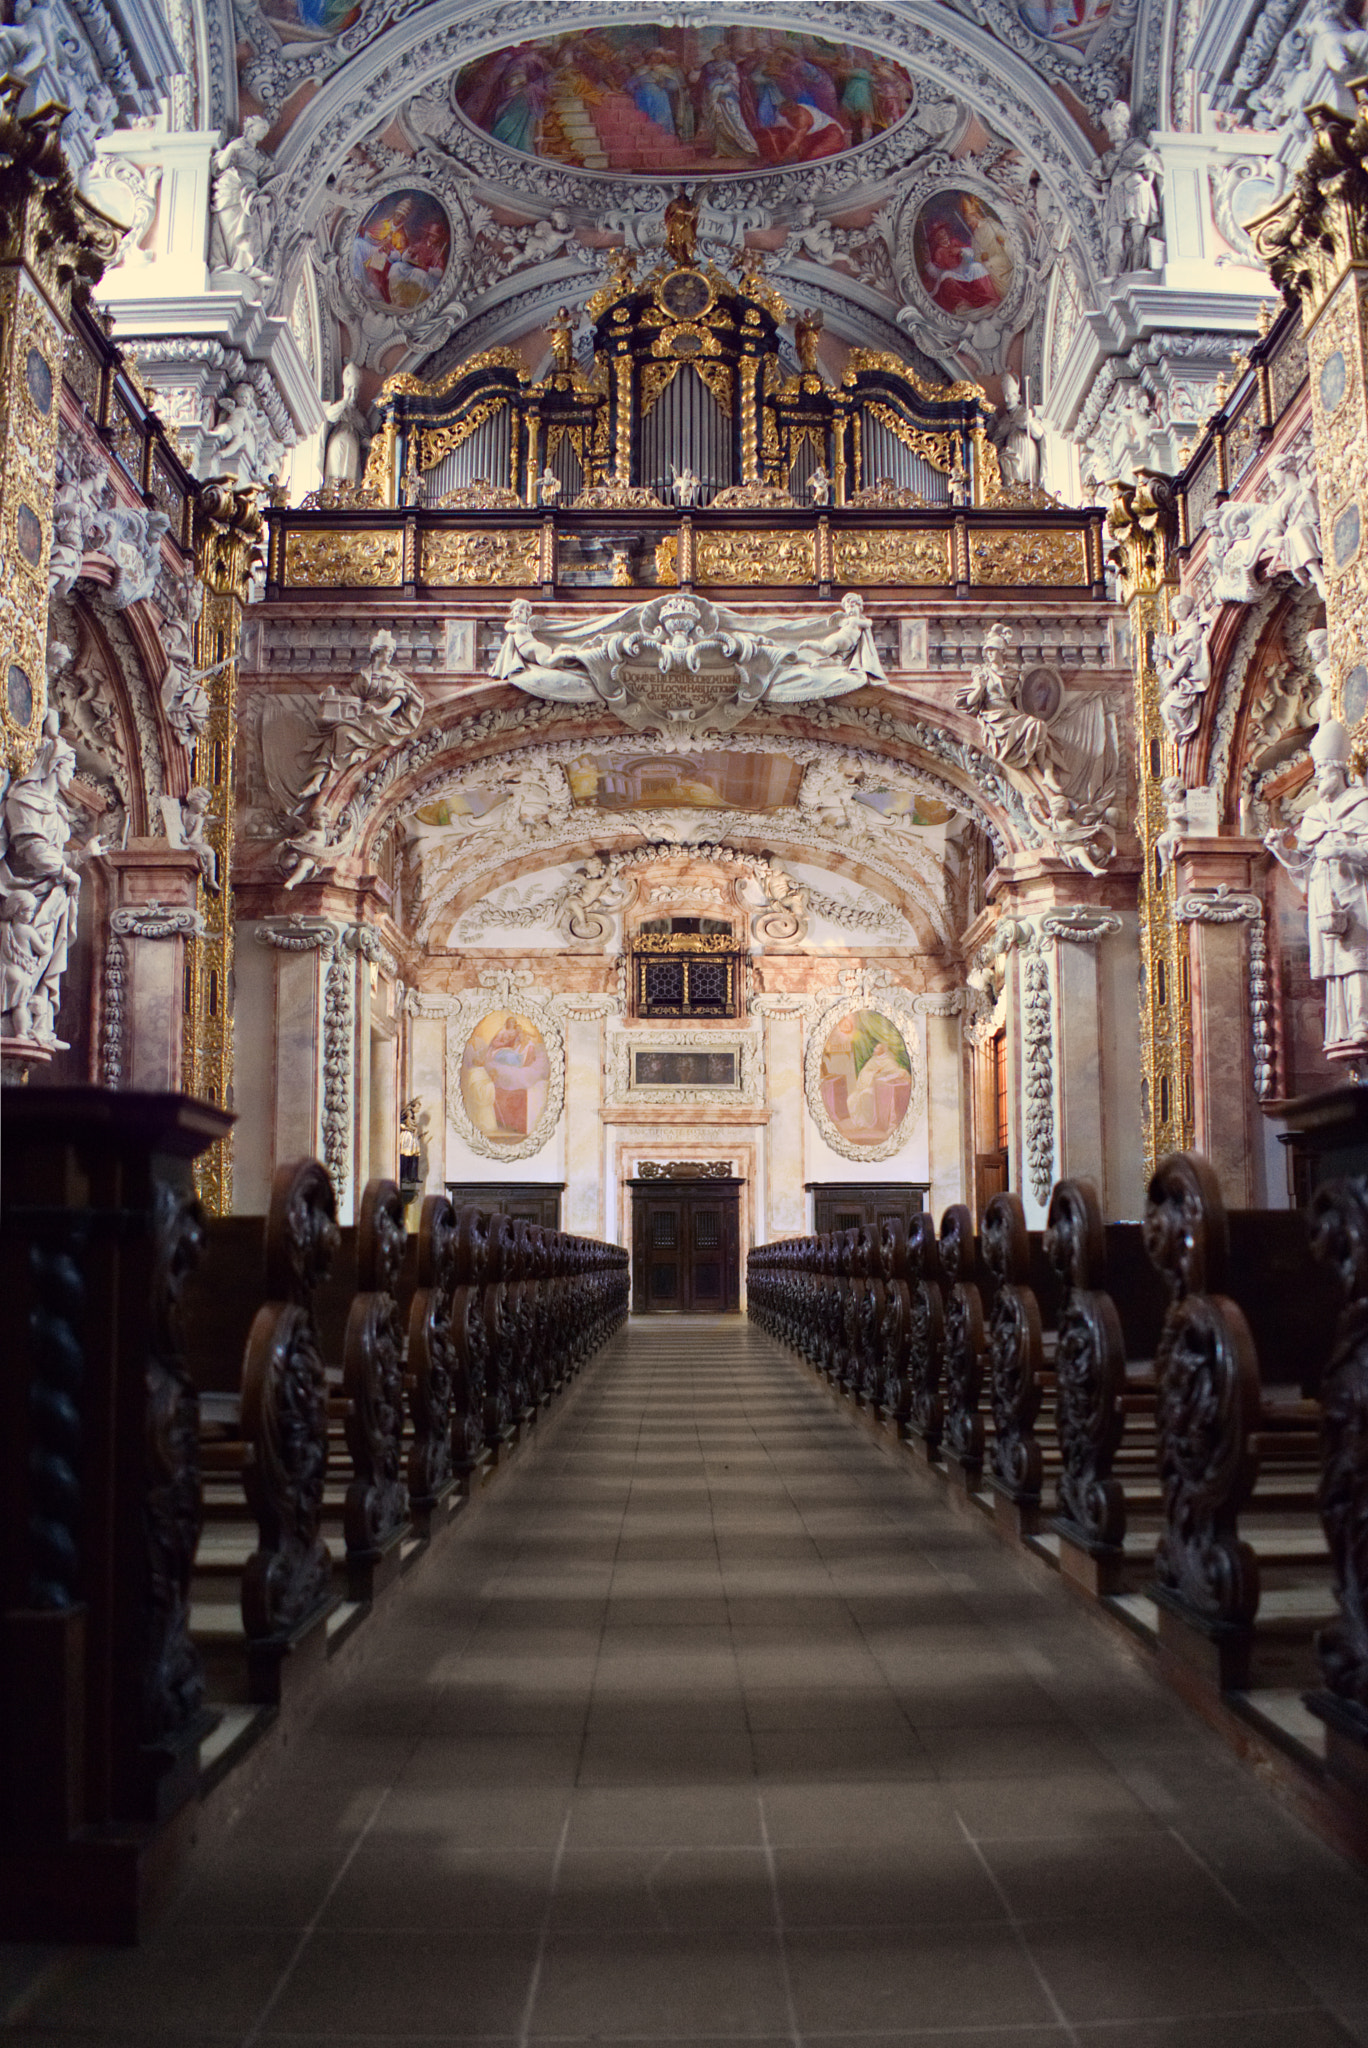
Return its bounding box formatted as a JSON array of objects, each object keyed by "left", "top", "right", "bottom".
[{"left": 1156, "top": 594, "right": 1213, "bottom": 743}]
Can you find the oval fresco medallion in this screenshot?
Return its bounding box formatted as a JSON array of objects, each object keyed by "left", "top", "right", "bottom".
[
  {"left": 1018, "top": 0, "right": 1112, "bottom": 42},
  {"left": 454, "top": 26, "right": 915, "bottom": 175},
  {"left": 818, "top": 1010, "right": 914, "bottom": 1148},
  {"left": 912, "top": 190, "right": 1014, "bottom": 319},
  {"left": 460, "top": 1011, "right": 551, "bottom": 1146},
  {"left": 353, "top": 191, "right": 451, "bottom": 313}
]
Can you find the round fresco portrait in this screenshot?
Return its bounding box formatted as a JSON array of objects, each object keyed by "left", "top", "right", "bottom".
[
  {"left": 818, "top": 1010, "right": 914, "bottom": 1149},
  {"left": 1018, "top": 0, "right": 1111, "bottom": 41},
  {"left": 460, "top": 1012, "right": 552, "bottom": 1146},
  {"left": 454, "top": 25, "right": 915, "bottom": 176},
  {"left": 260, "top": 0, "right": 361, "bottom": 40},
  {"left": 353, "top": 191, "right": 451, "bottom": 313},
  {"left": 912, "top": 191, "right": 1015, "bottom": 320}
]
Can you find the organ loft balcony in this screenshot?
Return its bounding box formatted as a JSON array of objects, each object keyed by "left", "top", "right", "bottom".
[{"left": 262, "top": 199, "right": 1108, "bottom": 606}]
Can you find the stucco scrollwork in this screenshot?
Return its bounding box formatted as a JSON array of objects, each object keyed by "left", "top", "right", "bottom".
[{"left": 442, "top": 969, "right": 566, "bottom": 1163}]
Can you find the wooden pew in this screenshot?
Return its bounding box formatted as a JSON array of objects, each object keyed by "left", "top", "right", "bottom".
[
  {"left": 182, "top": 1159, "right": 341, "bottom": 1706},
  {"left": 1043, "top": 1179, "right": 1168, "bottom": 1595},
  {"left": 1303, "top": 1175, "right": 1368, "bottom": 1802},
  {"left": 982, "top": 1191, "right": 1047, "bottom": 1537},
  {"left": 1143, "top": 1152, "right": 1341, "bottom": 1692}
]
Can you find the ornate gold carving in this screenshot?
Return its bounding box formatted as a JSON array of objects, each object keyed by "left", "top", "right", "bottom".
[
  {"left": 1255, "top": 87, "right": 1368, "bottom": 326},
  {"left": 283, "top": 527, "right": 403, "bottom": 587},
  {"left": 739, "top": 355, "right": 760, "bottom": 483},
  {"left": 437, "top": 480, "right": 523, "bottom": 510},
  {"left": 842, "top": 349, "right": 982, "bottom": 404},
  {"left": 379, "top": 348, "right": 527, "bottom": 401},
  {"left": 849, "top": 479, "right": 929, "bottom": 508},
  {"left": 832, "top": 528, "right": 951, "bottom": 584},
  {"left": 694, "top": 530, "right": 814, "bottom": 583},
  {"left": 298, "top": 480, "right": 382, "bottom": 511},
  {"left": 633, "top": 930, "right": 736, "bottom": 953},
  {"left": 1133, "top": 583, "right": 1195, "bottom": 1176},
  {"left": 572, "top": 480, "right": 663, "bottom": 509},
  {"left": 640, "top": 358, "right": 679, "bottom": 418},
  {"left": 865, "top": 402, "right": 959, "bottom": 477},
  {"left": 969, "top": 527, "right": 1089, "bottom": 585},
  {"left": 614, "top": 353, "right": 632, "bottom": 481},
  {"left": 708, "top": 481, "right": 795, "bottom": 509},
  {"left": 185, "top": 482, "right": 262, "bottom": 1213},
  {"left": 418, "top": 398, "right": 509, "bottom": 472},
  {"left": 1105, "top": 475, "right": 1178, "bottom": 602},
  {"left": 654, "top": 535, "right": 680, "bottom": 585},
  {"left": 585, "top": 247, "right": 636, "bottom": 319},
  {"left": 362, "top": 418, "right": 396, "bottom": 504},
  {"left": 0, "top": 94, "right": 119, "bottom": 770},
  {"left": 695, "top": 358, "right": 733, "bottom": 418},
  {"left": 420, "top": 528, "right": 539, "bottom": 586}
]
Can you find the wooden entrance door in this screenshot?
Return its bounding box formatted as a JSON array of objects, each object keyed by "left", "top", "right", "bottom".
[{"left": 630, "top": 1179, "right": 741, "bottom": 1313}]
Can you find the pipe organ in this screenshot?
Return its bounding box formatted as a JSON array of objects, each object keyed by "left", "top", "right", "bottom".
[{"left": 360, "top": 218, "right": 1003, "bottom": 514}]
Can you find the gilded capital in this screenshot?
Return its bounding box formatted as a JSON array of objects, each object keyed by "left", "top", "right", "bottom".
[
  {"left": 1253, "top": 81, "right": 1368, "bottom": 328},
  {"left": 1105, "top": 471, "right": 1177, "bottom": 601},
  {"left": 0, "top": 88, "right": 121, "bottom": 314}
]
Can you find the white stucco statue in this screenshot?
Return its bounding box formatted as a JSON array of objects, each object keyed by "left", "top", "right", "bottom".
[
  {"left": 179, "top": 788, "right": 219, "bottom": 892},
  {"left": 1207, "top": 497, "right": 1276, "bottom": 605},
  {"left": 1093, "top": 102, "right": 1164, "bottom": 275},
  {"left": 322, "top": 363, "right": 367, "bottom": 487},
  {"left": 995, "top": 374, "right": 1044, "bottom": 491},
  {"left": 1266, "top": 719, "right": 1368, "bottom": 1062},
  {"left": 0, "top": 712, "right": 88, "bottom": 1047},
  {"left": 808, "top": 465, "right": 832, "bottom": 507},
  {"left": 671, "top": 466, "right": 702, "bottom": 507},
  {"left": 491, "top": 592, "right": 886, "bottom": 736},
  {"left": 563, "top": 855, "right": 632, "bottom": 941},
  {"left": 956, "top": 624, "right": 1050, "bottom": 772},
  {"left": 208, "top": 383, "right": 276, "bottom": 486},
  {"left": 210, "top": 115, "right": 276, "bottom": 285},
  {"left": 1262, "top": 452, "right": 1325, "bottom": 598},
  {"left": 298, "top": 630, "right": 424, "bottom": 799},
  {"left": 1156, "top": 593, "right": 1213, "bottom": 742},
  {"left": 1307, "top": 626, "right": 1338, "bottom": 726}
]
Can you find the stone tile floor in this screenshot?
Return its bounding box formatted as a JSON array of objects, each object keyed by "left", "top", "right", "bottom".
[{"left": 6, "top": 1317, "right": 1368, "bottom": 2045}]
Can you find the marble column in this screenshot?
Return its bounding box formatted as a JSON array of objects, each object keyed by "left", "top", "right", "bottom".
[
  {"left": 1174, "top": 839, "right": 1269, "bottom": 1207},
  {"left": 94, "top": 844, "right": 203, "bottom": 1093},
  {"left": 924, "top": 1006, "right": 966, "bottom": 1224},
  {"left": 406, "top": 1007, "right": 447, "bottom": 1199},
  {"left": 564, "top": 1013, "right": 604, "bottom": 1238},
  {"left": 764, "top": 1011, "right": 806, "bottom": 1241},
  {"left": 233, "top": 917, "right": 335, "bottom": 1214}
]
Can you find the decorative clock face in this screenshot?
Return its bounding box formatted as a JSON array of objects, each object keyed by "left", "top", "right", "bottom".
[{"left": 659, "top": 271, "right": 712, "bottom": 322}]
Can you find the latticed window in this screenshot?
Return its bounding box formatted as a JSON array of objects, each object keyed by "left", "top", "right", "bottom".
[{"left": 632, "top": 928, "right": 740, "bottom": 1019}]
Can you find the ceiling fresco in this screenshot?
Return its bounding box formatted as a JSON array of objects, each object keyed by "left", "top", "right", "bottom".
[{"left": 451, "top": 27, "right": 917, "bottom": 177}]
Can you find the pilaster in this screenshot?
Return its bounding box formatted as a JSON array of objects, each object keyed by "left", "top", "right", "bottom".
[
  {"left": 0, "top": 96, "right": 118, "bottom": 773},
  {"left": 1174, "top": 842, "right": 1272, "bottom": 1206},
  {"left": 94, "top": 845, "right": 202, "bottom": 1094}
]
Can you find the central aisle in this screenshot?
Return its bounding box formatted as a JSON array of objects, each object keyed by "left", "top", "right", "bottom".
[{"left": 15, "top": 1318, "right": 1368, "bottom": 2044}]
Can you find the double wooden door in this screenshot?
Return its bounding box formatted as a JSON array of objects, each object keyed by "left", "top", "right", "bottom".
[{"left": 629, "top": 1179, "right": 741, "bottom": 1314}]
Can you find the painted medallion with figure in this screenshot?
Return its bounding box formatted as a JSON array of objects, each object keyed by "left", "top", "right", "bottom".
[
  {"left": 819, "top": 1011, "right": 914, "bottom": 1147},
  {"left": 460, "top": 1012, "right": 551, "bottom": 1144}
]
